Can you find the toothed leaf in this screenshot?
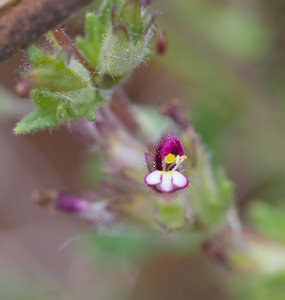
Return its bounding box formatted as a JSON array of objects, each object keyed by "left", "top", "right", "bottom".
[{"left": 14, "top": 108, "right": 59, "bottom": 134}]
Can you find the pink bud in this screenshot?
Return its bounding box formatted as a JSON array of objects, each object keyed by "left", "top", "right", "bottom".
[
  {"left": 15, "top": 77, "right": 31, "bottom": 98},
  {"left": 156, "top": 30, "right": 167, "bottom": 55}
]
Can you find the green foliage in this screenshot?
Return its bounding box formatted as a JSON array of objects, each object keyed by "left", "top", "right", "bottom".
[
  {"left": 183, "top": 132, "right": 234, "bottom": 228},
  {"left": 88, "top": 230, "right": 155, "bottom": 262},
  {"left": 76, "top": 13, "right": 104, "bottom": 68},
  {"left": 14, "top": 47, "right": 98, "bottom": 134},
  {"left": 117, "top": 0, "right": 144, "bottom": 42},
  {"left": 77, "top": 0, "right": 152, "bottom": 76},
  {"left": 190, "top": 167, "right": 233, "bottom": 229},
  {"left": 156, "top": 200, "right": 189, "bottom": 231},
  {"left": 14, "top": 108, "right": 59, "bottom": 134},
  {"left": 232, "top": 272, "right": 285, "bottom": 300},
  {"left": 15, "top": 0, "right": 154, "bottom": 134},
  {"left": 29, "top": 59, "right": 88, "bottom": 92},
  {"left": 26, "top": 45, "right": 53, "bottom": 66},
  {"left": 86, "top": 225, "right": 201, "bottom": 264},
  {"left": 248, "top": 201, "right": 285, "bottom": 244}
]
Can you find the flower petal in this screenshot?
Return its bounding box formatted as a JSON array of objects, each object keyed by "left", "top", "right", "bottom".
[
  {"left": 144, "top": 170, "right": 162, "bottom": 186},
  {"left": 56, "top": 192, "right": 88, "bottom": 213},
  {"left": 160, "top": 172, "right": 174, "bottom": 192},
  {"left": 172, "top": 171, "right": 188, "bottom": 189}
]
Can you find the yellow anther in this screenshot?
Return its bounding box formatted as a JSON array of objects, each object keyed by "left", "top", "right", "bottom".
[{"left": 165, "top": 153, "right": 175, "bottom": 164}]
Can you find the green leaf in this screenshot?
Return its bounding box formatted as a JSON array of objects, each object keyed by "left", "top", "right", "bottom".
[
  {"left": 119, "top": 0, "right": 144, "bottom": 42},
  {"left": 98, "top": 28, "right": 146, "bottom": 76},
  {"left": 248, "top": 202, "right": 285, "bottom": 244},
  {"left": 88, "top": 232, "right": 154, "bottom": 262},
  {"left": 181, "top": 130, "right": 233, "bottom": 228},
  {"left": 156, "top": 200, "right": 187, "bottom": 231},
  {"left": 232, "top": 272, "right": 285, "bottom": 300},
  {"left": 30, "top": 60, "right": 88, "bottom": 92},
  {"left": 76, "top": 13, "right": 104, "bottom": 68},
  {"left": 14, "top": 108, "right": 59, "bottom": 134},
  {"left": 98, "top": 0, "right": 115, "bottom": 29},
  {"left": 26, "top": 45, "right": 53, "bottom": 66},
  {"left": 189, "top": 166, "right": 233, "bottom": 228},
  {"left": 31, "top": 89, "right": 61, "bottom": 109},
  {"left": 56, "top": 103, "right": 75, "bottom": 122}
]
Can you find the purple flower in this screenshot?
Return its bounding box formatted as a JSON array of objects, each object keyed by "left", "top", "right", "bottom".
[
  {"left": 145, "top": 134, "right": 189, "bottom": 193},
  {"left": 154, "top": 134, "right": 184, "bottom": 170},
  {"left": 55, "top": 192, "right": 114, "bottom": 225},
  {"left": 56, "top": 192, "right": 88, "bottom": 213}
]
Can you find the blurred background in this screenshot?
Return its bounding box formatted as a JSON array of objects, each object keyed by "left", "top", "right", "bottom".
[{"left": 1, "top": 0, "right": 285, "bottom": 299}]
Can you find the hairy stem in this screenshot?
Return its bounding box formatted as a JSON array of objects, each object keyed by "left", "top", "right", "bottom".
[{"left": 51, "top": 26, "right": 95, "bottom": 73}]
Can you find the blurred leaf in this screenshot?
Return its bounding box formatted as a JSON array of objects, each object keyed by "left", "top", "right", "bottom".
[
  {"left": 89, "top": 233, "right": 153, "bottom": 262},
  {"left": 182, "top": 131, "right": 234, "bottom": 228},
  {"left": 248, "top": 201, "right": 285, "bottom": 244},
  {"left": 87, "top": 227, "right": 201, "bottom": 263},
  {"left": 14, "top": 108, "right": 59, "bottom": 134},
  {"left": 232, "top": 272, "right": 285, "bottom": 300},
  {"left": 156, "top": 200, "right": 187, "bottom": 231},
  {"left": 98, "top": 0, "right": 116, "bottom": 29},
  {"left": 26, "top": 45, "right": 53, "bottom": 66}
]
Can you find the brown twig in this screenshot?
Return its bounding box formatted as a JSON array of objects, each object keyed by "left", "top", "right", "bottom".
[
  {"left": 51, "top": 26, "right": 95, "bottom": 73},
  {"left": 0, "top": 0, "right": 93, "bottom": 62}
]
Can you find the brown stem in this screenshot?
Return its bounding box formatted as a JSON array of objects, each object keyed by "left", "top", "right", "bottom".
[
  {"left": 51, "top": 26, "right": 95, "bottom": 74},
  {"left": 0, "top": 0, "right": 93, "bottom": 62}
]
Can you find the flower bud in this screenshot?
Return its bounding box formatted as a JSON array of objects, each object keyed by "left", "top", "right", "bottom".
[
  {"left": 156, "top": 30, "right": 167, "bottom": 55},
  {"left": 15, "top": 77, "right": 31, "bottom": 98},
  {"left": 56, "top": 192, "right": 89, "bottom": 213}
]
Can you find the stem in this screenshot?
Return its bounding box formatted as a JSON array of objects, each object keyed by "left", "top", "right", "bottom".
[
  {"left": 51, "top": 26, "right": 96, "bottom": 74},
  {"left": 0, "top": 0, "right": 93, "bottom": 62}
]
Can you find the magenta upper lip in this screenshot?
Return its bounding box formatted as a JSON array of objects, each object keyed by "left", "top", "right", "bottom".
[{"left": 154, "top": 133, "right": 184, "bottom": 171}]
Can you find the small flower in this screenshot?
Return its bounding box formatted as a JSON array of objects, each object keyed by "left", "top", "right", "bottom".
[
  {"left": 51, "top": 191, "right": 114, "bottom": 226},
  {"left": 56, "top": 192, "right": 89, "bottom": 213},
  {"left": 144, "top": 134, "right": 189, "bottom": 193}
]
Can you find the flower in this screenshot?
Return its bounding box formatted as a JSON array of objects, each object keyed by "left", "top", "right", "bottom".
[
  {"left": 35, "top": 96, "right": 233, "bottom": 232},
  {"left": 54, "top": 192, "right": 114, "bottom": 226},
  {"left": 56, "top": 192, "right": 89, "bottom": 213},
  {"left": 144, "top": 134, "right": 189, "bottom": 193}
]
